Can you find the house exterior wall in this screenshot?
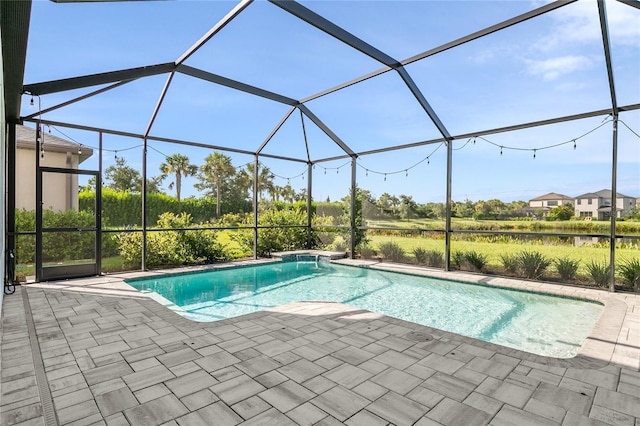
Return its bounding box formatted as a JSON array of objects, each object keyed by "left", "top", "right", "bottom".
[
  {"left": 528, "top": 199, "right": 573, "bottom": 209},
  {"left": 574, "top": 196, "right": 636, "bottom": 220},
  {"left": 16, "top": 147, "right": 80, "bottom": 212}
]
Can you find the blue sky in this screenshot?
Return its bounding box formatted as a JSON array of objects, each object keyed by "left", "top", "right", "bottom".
[{"left": 22, "top": 0, "right": 639, "bottom": 203}]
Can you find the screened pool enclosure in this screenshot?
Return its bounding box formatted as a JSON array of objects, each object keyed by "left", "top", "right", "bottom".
[{"left": 2, "top": 0, "right": 639, "bottom": 290}]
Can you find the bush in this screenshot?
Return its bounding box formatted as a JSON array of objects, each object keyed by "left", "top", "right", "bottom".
[
  {"left": 518, "top": 251, "right": 552, "bottom": 279},
  {"left": 425, "top": 250, "right": 444, "bottom": 268},
  {"left": 555, "top": 257, "right": 580, "bottom": 281},
  {"left": 116, "top": 212, "right": 227, "bottom": 268},
  {"left": 360, "top": 244, "right": 376, "bottom": 259},
  {"left": 233, "top": 207, "right": 317, "bottom": 257},
  {"left": 464, "top": 250, "right": 488, "bottom": 272},
  {"left": 413, "top": 247, "right": 428, "bottom": 264},
  {"left": 500, "top": 253, "right": 519, "bottom": 274},
  {"left": 586, "top": 260, "right": 611, "bottom": 288},
  {"left": 451, "top": 251, "right": 465, "bottom": 269},
  {"left": 618, "top": 258, "right": 640, "bottom": 290},
  {"left": 378, "top": 241, "right": 405, "bottom": 262}
]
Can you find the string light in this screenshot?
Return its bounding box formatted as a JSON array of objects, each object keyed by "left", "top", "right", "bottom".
[
  {"left": 573, "top": 140, "right": 577, "bottom": 150},
  {"left": 78, "top": 145, "right": 83, "bottom": 156},
  {"left": 405, "top": 170, "right": 408, "bottom": 177},
  {"left": 533, "top": 149, "right": 536, "bottom": 159},
  {"left": 500, "top": 146, "right": 503, "bottom": 155},
  {"left": 30, "top": 96, "right": 34, "bottom": 107}
]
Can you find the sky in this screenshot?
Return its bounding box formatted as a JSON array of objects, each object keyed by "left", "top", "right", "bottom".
[{"left": 21, "top": 0, "right": 640, "bottom": 204}]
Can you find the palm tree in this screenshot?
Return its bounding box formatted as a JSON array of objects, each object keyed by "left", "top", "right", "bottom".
[
  {"left": 159, "top": 154, "right": 197, "bottom": 201},
  {"left": 196, "top": 152, "right": 236, "bottom": 218},
  {"left": 243, "top": 163, "right": 275, "bottom": 202}
]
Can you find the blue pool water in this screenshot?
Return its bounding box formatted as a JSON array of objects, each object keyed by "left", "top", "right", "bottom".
[{"left": 128, "top": 261, "right": 603, "bottom": 357}]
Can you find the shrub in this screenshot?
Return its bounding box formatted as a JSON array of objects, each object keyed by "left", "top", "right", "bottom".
[
  {"left": 451, "top": 251, "right": 465, "bottom": 269},
  {"left": 500, "top": 253, "right": 519, "bottom": 274},
  {"left": 518, "top": 251, "right": 552, "bottom": 279},
  {"left": 378, "top": 241, "right": 405, "bottom": 262},
  {"left": 586, "top": 260, "right": 611, "bottom": 288},
  {"left": 464, "top": 250, "right": 488, "bottom": 272},
  {"left": 331, "top": 236, "right": 347, "bottom": 252},
  {"left": 618, "top": 258, "right": 640, "bottom": 290},
  {"left": 413, "top": 247, "right": 428, "bottom": 264},
  {"left": 359, "top": 244, "right": 376, "bottom": 259},
  {"left": 116, "top": 212, "right": 227, "bottom": 268},
  {"left": 555, "top": 257, "right": 580, "bottom": 281},
  {"left": 425, "top": 250, "right": 444, "bottom": 268}
]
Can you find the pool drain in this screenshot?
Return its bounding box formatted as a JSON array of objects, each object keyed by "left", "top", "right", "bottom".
[{"left": 405, "top": 331, "right": 433, "bottom": 342}]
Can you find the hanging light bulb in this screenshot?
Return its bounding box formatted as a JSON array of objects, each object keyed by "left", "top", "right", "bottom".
[
  {"left": 405, "top": 170, "right": 408, "bottom": 177},
  {"left": 78, "top": 145, "right": 82, "bottom": 156},
  {"left": 114, "top": 151, "right": 118, "bottom": 161},
  {"left": 500, "top": 146, "right": 503, "bottom": 156},
  {"left": 384, "top": 174, "right": 387, "bottom": 181},
  {"left": 533, "top": 149, "right": 537, "bottom": 159},
  {"left": 324, "top": 169, "right": 326, "bottom": 175},
  {"left": 30, "top": 96, "right": 34, "bottom": 107},
  {"left": 573, "top": 140, "right": 577, "bottom": 150},
  {"left": 40, "top": 146, "right": 45, "bottom": 159},
  {"left": 366, "top": 169, "right": 368, "bottom": 176},
  {"left": 336, "top": 169, "right": 339, "bottom": 174},
  {"left": 427, "top": 158, "right": 430, "bottom": 165}
]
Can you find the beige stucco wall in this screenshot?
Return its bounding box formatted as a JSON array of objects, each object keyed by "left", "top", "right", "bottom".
[{"left": 16, "top": 147, "right": 80, "bottom": 212}]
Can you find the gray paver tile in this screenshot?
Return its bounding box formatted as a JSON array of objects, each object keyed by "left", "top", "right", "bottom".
[
  {"left": 177, "top": 401, "right": 243, "bottom": 426},
  {"left": 258, "top": 380, "right": 316, "bottom": 412},
  {"left": 370, "top": 367, "right": 422, "bottom": 395},
  {"left": 406, "top": 385, "right": 445, "bottom": 409},
  {"left": 323, "top": 363, "right": 372, "bottom": 389},
  {"left": 351, "top": 380, "right": 388, "bottom": 401},
  {"left": 104, "top": 412, "right": 129, "bottom": 426},
  {"left": 491, "top": 405, "right": 558, "bottom": 426},
  {"left": 236, "top": 355, "right": 282, "bottom": 377},
  {"left": 165, "top": 369, "right": 218, "bottom": 398},
  {"left": 367, "top": 391, "right": 429, "bottom": 426},
  {"left": 589, "top": 404, "right": 635, "bottom": 425},
  {"left": 194, "top": 351, "right": 240, "bottom": 372},
  {"left": 594, "top": 387, "right": 640, "bottom": 418},
  {"left": 286, "top": 402, "right": 328, "bottom": 426},
  {"left": 95, "top": 387, "right": 138, "bottom": 417},
  {"left": 476, "top": 376, "right": 534, "bottom": 408},
  {"left": 372, "top": 349, "right": 418, "bottom": 370},
  {"left": 84, "top": 361, "right": 134, "bottom": 386},
  {"left": 133, "top": 383, "right": 171, "bottom": 404},
  {"left": 56, "top": 399, "right": 101, "bottom": 425},
  {"left": 0, "top": 402, "right": 43, "bottom": 425},
  {"left": 230, "top": 395, "right": 270, "bottom": 420},
  {"left": 239, "top": 408, "right": 297, "bottom": 426},
  {"left": 345, "top": 410, "right": 388, "bottom": 426},
  {"left": 124, "top": 394, "right": 188, "bottom": 425},
  {"left": 531, "top": 382, "right": 591, "bottom": 415},
  {"left": 180, "top": 388, "right": 219, "bottom": 411},
  {"left": 122, "top": 364, "right": 174, "bottom": 392},
  {"left": 561, "top": 411, "right": 610, "bottom": 426},
  {"left": 427, "top": 397, "right": 492, "bottom": 426},
  {"left": 310, "top": 385, "right": 370, "bottom": 421},
  {"left": 422, "top": 371, "right": 476, "bottom": 402},
  {"left": 209, "top": 374, "right": 266, "bottom": 405},
  {"left": 524, "top": 397, "right": 566, "bottom": 423},
  {"left": 463, "top": 392, "right": 503, "bottom": 416}
]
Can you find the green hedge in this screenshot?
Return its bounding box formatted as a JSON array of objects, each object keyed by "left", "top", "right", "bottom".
[{"left": 79, "top": 189, "right": 252, "bottom": 227}]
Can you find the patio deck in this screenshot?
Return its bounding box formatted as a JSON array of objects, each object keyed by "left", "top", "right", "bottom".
[{"left": 1, "top": 260, "right": 639, "bottom": 426}]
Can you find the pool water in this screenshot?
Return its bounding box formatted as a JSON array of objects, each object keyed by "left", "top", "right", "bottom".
[{"left": 128, "top": 261, "right": 603, "bottom": 358}]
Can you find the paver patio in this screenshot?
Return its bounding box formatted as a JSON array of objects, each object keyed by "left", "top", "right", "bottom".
[{"left": 1, "top": 259, "right": 639, "bottom": 425}]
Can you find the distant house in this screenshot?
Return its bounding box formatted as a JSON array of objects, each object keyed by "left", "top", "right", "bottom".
[
  {"left": 529, "top": 192, "right": 574, "bottom": 210},
  {"left": 16, "top": 125, "right": 93, "bottom": 212},
  {"left": 574, "top": 189, "right": 637, "bottom": 220}
]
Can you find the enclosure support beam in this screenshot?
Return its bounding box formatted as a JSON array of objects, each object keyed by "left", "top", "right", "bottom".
[
  {"left": 444, "top": 140, "right": 453, "bottom": 271},
  {"left": 598, "top": 0, "right": 619, "bottom": 292},
  {"left": 306, "top": 162, "right": 313, "bottom": 249},
  {"left": 141, "top": 140, "right": 147, "bottom": 271},
  {"left": 6, "top": 123, "right": 16, "bottom": 282},
  {"left": 96, "top": 132, "right": 103, "bottom": 275},
  {"left": 350, "top": 157, "right": 357, "bottom": 259},
  {"left": 253, "top": 155, "right": 259, "bottom": 260}
]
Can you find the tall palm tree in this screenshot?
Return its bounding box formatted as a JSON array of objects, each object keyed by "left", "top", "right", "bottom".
[
  {"left": 196, "top": 152, "right": 236, "bottom": 218},
  {"left": 159, "top": 154, "right": 197, "bottom": 201},
  {"left": 244, "top": 163, "right": 275, "bottom": 202}
]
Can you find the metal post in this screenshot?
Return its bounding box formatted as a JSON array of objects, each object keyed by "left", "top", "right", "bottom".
[
  {"left": 306, "top": 162, "right": 313, "bottom": 249},
  {"left": 609, "top": 116, "right": 618, "bottom": 292},
  {"left": 96, "top": 132, "right": 103, "bottom": 275},
  {"left": 253, "top": 155, "right": 259, "bottom": 259},
  {"left": 6, "top": 123, "right": 16, "bottom": 282},
  {"left": 35, "top": 123, "right": 42, "bottom": 281},
  {"left": 350, "top": 157, "right": 357, "bottom": 259},
  {"left": 141, "top": 139, "right": 147, "bottom": 270},
  {"left": 444, "top": 139, "right": 453, "bottom": 271}
]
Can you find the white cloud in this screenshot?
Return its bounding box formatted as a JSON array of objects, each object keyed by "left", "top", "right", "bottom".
[
  {"left": 526, "top": 55, "right": 594, "bottom": 80},
  {"left": 537, "top": 0, "right": 640, "bottom": 50}
]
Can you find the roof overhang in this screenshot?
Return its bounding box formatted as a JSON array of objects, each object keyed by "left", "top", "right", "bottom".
[{"left": 1, "top": 0, "right": 31, "bottom": 124}]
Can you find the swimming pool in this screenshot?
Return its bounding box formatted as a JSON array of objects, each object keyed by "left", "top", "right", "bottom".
[{"left": 128, "top": 261, "right": 603, "bottom": 358}]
